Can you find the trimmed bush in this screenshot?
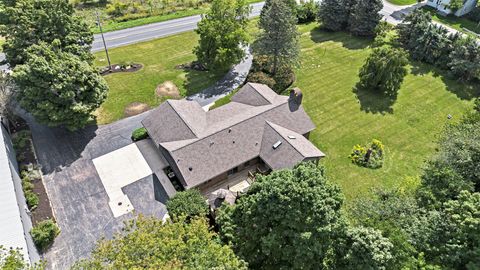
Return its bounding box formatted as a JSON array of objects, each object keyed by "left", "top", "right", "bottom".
[
  {"left": 131, "top": 127, "right": 148, "bottom": 141},
  {"left": 30, "top": 219, "right": 60, "bottom": 251},
  {"left": 25, "top": 190, "right": 39, "bottom": 210},
  {"left": 166, "top": 189, "right": 209, "bottom": 220},
  {"left": 350, "top": 139, "right": 385, "bottom": 169},
  {"left": 247, "top": 55, "right": 295, "bottom": 93},
  {"left": 247, "top": 71, "right": 276, "bottom": 90}
]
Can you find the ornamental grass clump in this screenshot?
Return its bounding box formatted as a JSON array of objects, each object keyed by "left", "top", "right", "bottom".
[{"left": 350, "top": 139, "right": 385, "bottom": 169}]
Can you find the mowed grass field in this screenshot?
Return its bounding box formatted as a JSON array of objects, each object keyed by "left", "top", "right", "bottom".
[
  {"left": 93, "top": 31, "right": 223, "bottom": 124},
  {"left": 295, "top": 23, "right": 478, "bottom": 200},
  {"left": 385, "top": 0, "right": 417, "bottom": 5},
  {"left": 94, "top": 21, "right": 479, "bottom": 202}
]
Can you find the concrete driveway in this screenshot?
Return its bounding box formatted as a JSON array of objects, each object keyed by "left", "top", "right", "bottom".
[{"left": 18, "top": 110, "right": 174, "bottom": 269}]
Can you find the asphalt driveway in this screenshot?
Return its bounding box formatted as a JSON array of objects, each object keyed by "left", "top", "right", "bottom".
[{"left": 19, "top": 109, "right": 173, "bottom": 269}]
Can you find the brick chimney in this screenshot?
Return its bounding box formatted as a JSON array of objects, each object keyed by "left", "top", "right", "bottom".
[{"left": 289, "top": 88, "right": 303, "bottom": 110}]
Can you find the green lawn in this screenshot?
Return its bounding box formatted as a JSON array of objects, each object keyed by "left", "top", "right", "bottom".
[
  {"left": 295, "top": 23, "right": 478, "bottom": 201},
  {"left": 93, "top": 31, "right": 223, "bottom": 124},
  {"left": 385, "top": 0, "right": 417, "bottom": 6},
  {"left": 423, "top": 6, "right": 480, "bottom": 36},
  {"left": 95, "top": 21, "right": 478, "bottom": 203}
]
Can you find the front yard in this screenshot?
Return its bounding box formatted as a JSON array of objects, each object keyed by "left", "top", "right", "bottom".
[
  {"left": 93, "top": 31, "right": 223, "bottom": 124},
  {"left": 422, "top": 6, "right": 480, "bottom": 36}
]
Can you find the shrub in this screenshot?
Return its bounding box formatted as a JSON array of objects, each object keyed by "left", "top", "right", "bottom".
[
  {"left": 247, "top": 55, "right": 295, "bottom": 93},
  {"left": 350, "top": 139, "right": 385, "bottom": 169},
  {"left": 166, "top": 189, "right": 209, "bottom": 220},
  {"left": 247, "top": 71, "right": 276, "bottom": 89},
  {"left": 474, "top": 98, "right": 480, "bottom": 112},
  {"left": 30, "top": 219, "right": 60, "bottom": 251},
  {"left": 12, "top": 130, "right": 31, "bottom": 150},
  {"left": 131, "top": 127, "right": 148, "bottom": 141},
  {"left": 296, "top": 1, "right": 318, "bottom": 24},
  {"left": 25, "top": 190, "right": 39, "bottom": 210}
]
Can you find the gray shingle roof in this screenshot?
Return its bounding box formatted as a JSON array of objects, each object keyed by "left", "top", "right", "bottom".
[
  {"left": 143, "top": 83, "right": 322, "bottom": 188},
  {"left": 260, "top": 122, "right": 325, "bottom": 170}
]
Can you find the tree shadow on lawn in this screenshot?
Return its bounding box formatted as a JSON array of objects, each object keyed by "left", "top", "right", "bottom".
[
  {"left": 183, "top": 68, "right": 226, "bottom": 97},
  {"left": 309, "top": 26, "right": 371, "bottom": 50},
  {"left": 353, "top": 83, "right": 397, "bottom": 115},
  {"left": 411, "top": 61, "right": 480, "bottom": 101}
]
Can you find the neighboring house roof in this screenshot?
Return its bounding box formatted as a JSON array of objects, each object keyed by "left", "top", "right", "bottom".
[{"left": 142, "top": 83, "right": 321, "bottom": 189}]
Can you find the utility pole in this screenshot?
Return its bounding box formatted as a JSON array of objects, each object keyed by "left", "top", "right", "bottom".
[{"left": 96, "top": 10, "right": 112, "bottom": 71}]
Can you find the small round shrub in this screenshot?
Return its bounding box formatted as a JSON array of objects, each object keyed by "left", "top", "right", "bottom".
[
  {"left": 166, "top": 189, "right": 209, "bottom": 220},
  {"left": 30, "top": 219, "right": 60, "bottom": 251},
  {"left": 25, "top": 190, "right": 39, "bottom": 210},
  {"left": 247, "top": 55, "right": 296, "bottom": 93},
  {"left": 350, "top": 139, "right": 385, "bottom": 169},
  {"left": 247, "top": 71, "right": 276, "bottom": 90},
  {"left": 131, "top": 127, "right": 148, "bottom": 141}
]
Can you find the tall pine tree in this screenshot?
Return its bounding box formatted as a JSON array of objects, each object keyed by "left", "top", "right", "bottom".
[
  {"left": 255, "top": 0, "right": 299, "bottom": 75},
  {"left": 318, "top": 0, "right": 350, "bottom": 31},
  {"left": 349, "top": 0, "right": 383, "bottom": 37}
]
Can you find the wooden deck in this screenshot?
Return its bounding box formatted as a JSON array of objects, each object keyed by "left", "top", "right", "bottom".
[{"left": 201, "top": 165, "right": 257, "bottom": 195}]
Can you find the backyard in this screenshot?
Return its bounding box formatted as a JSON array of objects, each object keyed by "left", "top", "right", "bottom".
[{"left": 94, "top": 22, "right": 479, "bottom": 202}]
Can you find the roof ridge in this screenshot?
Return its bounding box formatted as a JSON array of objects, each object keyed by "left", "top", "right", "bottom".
[
  {"left": 168, "top": 98, "right": 290, "bottom": 153},
  {"left": 247, "top": 83, "right": 272, "bottom": 104},
  {"left": 166, "top": 100, "right": 202, "bottom": 137}
]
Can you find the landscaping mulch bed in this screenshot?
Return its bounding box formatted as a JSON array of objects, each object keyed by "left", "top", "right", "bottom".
[
  {"left": 9, "top": 116, "right": 55, "bottom": 225},
  {"left": 100, "top": 63, "right": 143, "bottom": 75}
]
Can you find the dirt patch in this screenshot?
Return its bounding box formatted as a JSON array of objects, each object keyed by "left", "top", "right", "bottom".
[
  {"left": 124, "top": 102, "right": 150, "bottom": 117},
  {"left": 100, "top": 63, "right": 143, "bottom": 76},
  {"left": 155, "top": 81, "right": 180, "bottom": 98}
]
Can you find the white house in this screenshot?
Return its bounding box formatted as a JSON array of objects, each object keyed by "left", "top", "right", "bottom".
[{"left": 426, "top": 0, "right": 478, "bottom": 16}]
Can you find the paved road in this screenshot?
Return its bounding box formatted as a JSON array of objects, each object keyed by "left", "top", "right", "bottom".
[{"left": 92, "top": 2, "right": 264, "bottom": 52}]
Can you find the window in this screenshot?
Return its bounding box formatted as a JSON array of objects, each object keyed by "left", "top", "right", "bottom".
[{"left": 228, "top": 167, "right": 239, "bottom": 175}]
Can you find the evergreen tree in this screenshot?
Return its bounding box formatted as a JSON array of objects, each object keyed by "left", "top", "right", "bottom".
[
  {"left": 349, "top": 0, "right": 383, "bottom": 37},
  {"left": 194, "top": 0, "right": 250, "bottom": 71},
  {"left": 318, "top": 0, "right": 350, "bottom": 31},
  {"left": 12, "top": 41, "right": 108, "bottom": 130},
  {"left": 0, "top": 0, "right": 93, "bottom": 67},
  {"left": 448, "top": 36, "right": 480, "bottom": 82},
  {"left": 255, "top": 0, "right": 299, "bottom": 75}
]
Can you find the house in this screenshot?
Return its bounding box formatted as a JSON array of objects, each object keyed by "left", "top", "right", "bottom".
[
  {"left": 142, "top": 83, "right": 325, "bottom": 194},
  {"left": 0, "top": 118, "right": 40, "bottom": 263},
  {"left": 426, "top": 0, "right": 478, "bottom": 16}
]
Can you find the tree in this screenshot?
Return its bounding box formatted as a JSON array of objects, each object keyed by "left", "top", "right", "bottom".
[
  {"left": 348, "top": 0, "right": 383, "bottom": 37},
  {"left": 166, "top": 189, "right": 209, "bottom": 220},
  {"left": 254, "top": 0, "right": 299, "bottom": 75},
  {"left": 397, "top": 9, "right": 432, "bottom": 50},
  {"left": 0, "top": 246, "right": 45, "bottom": 270},
  {"left": 0, "top": 0, "right": 93, "bottom": 68},
  {"left": 12, "top": 41, "right": 108, "bottom": 130},
  {"left": 318, "top": 0, "right": 350, "bottom": 31},
  {"left": 72, "top": 216, "right": 247, "bottom": 269},
  {"left": 217, "top": 162, "right": 347, "bottom": 269},
  {"left": 335, "top": 226, "right": 394, "bottom": 270},
  {"left": 194, "top": 0, "right": 250, "bottom": 71},
  {"left": 30, "top": 219, "right": 60, "bottom": 251},
  {"left": 0, "top": 71, "right": 16, "bottom": 118},
  {"left": 418, "top": 191, "right": 480, "bottom": 269},
  {"left": 358, "top": 46, "right": 409, "bottom": 96},
  {"left": 448, "top": 36, "right": 480, "bottom": 82}
]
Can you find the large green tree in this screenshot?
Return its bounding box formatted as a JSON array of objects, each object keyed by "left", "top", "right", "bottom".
[
  {"left": 348, "top": 0, "right": 383, "bottom": 37},
  {"left": 448, "top": 36, "right": 480, "bottom": 82},
  {"left": 166, "top": 189, "right": 209, "bottom": 220},
  {"left": 358, "top": 46, "right": 409, "bottom": 96},
  {"left": 72, "top": 216, "right": 247, "bottom": 269},
  {"left": 194, "top": 0, "right": 250, "bottom": 71},
  {"left": 254, "top": 0, "right": 299, "bottom": 75},
  {"left": 0, "top": 0, "right": 93, "bottom": 67},
  {"left": 12, "top": 41, "right": 108, "bottom": 130},
  {"left": 218, "top": 162, "right": 392, "bottom": 269},
  {"left": 318, "top": 0, "right": 350, "bottom": 31}
]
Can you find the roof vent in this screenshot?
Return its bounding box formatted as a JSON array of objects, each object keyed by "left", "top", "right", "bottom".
[
  {"left": 189, "top": 167, "right": 193, "bottom": 171},
  {"left": 228, "top": 128, "right": 232, "bottom": 133},
  {"left": 288, "top": 135, "right": 296, "bottom": 139},
  {"left": 273, "top": 140, "right": 282, "bottom": 149}
]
